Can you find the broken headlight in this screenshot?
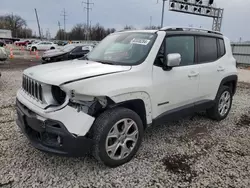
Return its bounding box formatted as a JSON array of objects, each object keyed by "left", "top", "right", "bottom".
[
  {"left": 69, "top": 96, "right": 108, "bottom": 116},
  {"left": 51, "top": 86, "right": 67, "bottom": 105}
]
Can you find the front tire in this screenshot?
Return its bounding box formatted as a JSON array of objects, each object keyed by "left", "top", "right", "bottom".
[
  {"left": 91, "top": 107, "right": 144, "bottom": 167},
  {"left": 207, "top": 86, "right": 233, "bottom": 121}
]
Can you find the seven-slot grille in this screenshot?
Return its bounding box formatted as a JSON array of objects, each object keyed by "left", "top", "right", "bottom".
[{"left": 22, "top": 75, "right": 43, "bottom": 102}]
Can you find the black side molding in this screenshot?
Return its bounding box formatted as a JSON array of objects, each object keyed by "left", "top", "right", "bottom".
[
  {"left": 152, "top": 100, "right": 214, "bottom": 126},
  {"left": 218, "top": 75, "right": 238, "bottom": 96},
  {"left": 152, "top": 103, "right": 195, "bottom": 126}
]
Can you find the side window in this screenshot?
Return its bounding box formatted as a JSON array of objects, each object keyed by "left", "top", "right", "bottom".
[
  {"left": 166, "top": 36, "right": 195, "bottom": 66},
  {"left": 72, "top": 46, "right": 82, "bottom": 53},
  {"left": 198, "top": 37, "right": 217, "bottom": 63},
  {"left": 218, "top": 38, "right": 226, "bottom": 57}
]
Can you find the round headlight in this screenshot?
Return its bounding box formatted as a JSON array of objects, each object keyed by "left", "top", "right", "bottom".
[{"left": 51, "top": 86, "right": 66, "bottom": 105}]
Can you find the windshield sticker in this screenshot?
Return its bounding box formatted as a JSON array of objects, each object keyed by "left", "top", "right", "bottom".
[{"left": 130, "top": 38, "right": 150, "bottom": 45}]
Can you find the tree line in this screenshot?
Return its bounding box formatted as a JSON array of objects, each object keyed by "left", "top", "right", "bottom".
[
  {"left": 55, "top": 23, "right": 116, "bottom": 41},
  {"left": 0, "top": 14, "right": 33, "bottom": 38},
  {"left": 55, "top": 24, "right": 161, "bottom": 41},
  {"left": 0, "top": 13, "right": 161, "bottom": 41}
]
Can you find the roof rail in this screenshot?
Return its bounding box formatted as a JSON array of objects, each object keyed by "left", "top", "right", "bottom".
[{"left": 159, "top": 26, "right": 222, "bottom": 35}]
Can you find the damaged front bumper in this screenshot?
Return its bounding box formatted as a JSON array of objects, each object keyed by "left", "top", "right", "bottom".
[
  {"left": 16, "top": 99, "right": 94, "bottom": 156},
  {"left": 16, "top": 90, "right": 96, "bottom": 156}
]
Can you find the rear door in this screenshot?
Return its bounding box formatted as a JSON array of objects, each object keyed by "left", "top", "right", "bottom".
[{"left": 197, "top": 36, "right": 225, "bottom": 102}]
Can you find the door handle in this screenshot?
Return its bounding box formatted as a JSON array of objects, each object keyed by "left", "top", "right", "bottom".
[
  {"left": 217, "top": 66, "right": 225, "bottom": 72},
  {"left": 188, "top": 71, "right": 199, "bottom": 77}
]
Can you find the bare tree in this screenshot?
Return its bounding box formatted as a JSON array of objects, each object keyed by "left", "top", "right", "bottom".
[
  {"left": 55, "top": 23, "right": 115, "bottom": 41},
  {"left": 0, "top": 14, "right": 30, "bottom": 38}
]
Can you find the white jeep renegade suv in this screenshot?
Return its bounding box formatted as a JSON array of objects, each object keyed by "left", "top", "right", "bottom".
[{"left": 16, "top": 27, "right": 238, "bottom": 167}]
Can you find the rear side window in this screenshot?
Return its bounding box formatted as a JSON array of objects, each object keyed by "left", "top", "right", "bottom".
[
  {"left": 218, "top": 39, "right": 226, "bottom": 57},
  {"left": 198, "top": 37, "right": 218, "bottom": 63},
  {"left": 72, "top": 46, "right": 82, "bottom": 53},
  {"left": 166, "top": 36, "right": 195, "bottom": 66}
]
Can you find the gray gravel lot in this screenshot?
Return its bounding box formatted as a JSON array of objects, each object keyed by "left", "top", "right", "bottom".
[{"left": 0, "top": 69, "right": 250, "bottom": 188}]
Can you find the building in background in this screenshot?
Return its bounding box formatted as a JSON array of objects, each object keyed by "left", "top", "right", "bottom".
[{"left": 0, "top": 29, "right": 19, "bottom": 43}]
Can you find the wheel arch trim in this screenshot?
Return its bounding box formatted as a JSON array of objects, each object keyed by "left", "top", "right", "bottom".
[
  {"left": 217, "top": 75, "right": 238, "bottom": 97},
  {"left": 110, "top": 92, "right": 152, "bottom": 125}
]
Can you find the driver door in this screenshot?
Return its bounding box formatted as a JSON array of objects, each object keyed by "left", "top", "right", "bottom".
[{"left": 152, "top": 35, "right": 200, "bottom": 121}]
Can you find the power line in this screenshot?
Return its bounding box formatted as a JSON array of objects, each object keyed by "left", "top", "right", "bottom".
[
  {"left": 61, "top": 8, "right": 68, "bottom": 40},
  {"left": 82, "top": 0, "right": 94, "bottom": 40}
]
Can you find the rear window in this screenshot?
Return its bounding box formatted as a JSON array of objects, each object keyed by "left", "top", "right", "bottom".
[
  {"left": 218, "top": 39, "right": 226, "bottom": 57},
  {"left": 198, "top": 37, "right": 218, "bottom": 63}
]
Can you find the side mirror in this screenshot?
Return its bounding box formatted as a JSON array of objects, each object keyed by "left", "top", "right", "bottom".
[{"left": 166, "top": 53, "right": 181, "bottom": 67}]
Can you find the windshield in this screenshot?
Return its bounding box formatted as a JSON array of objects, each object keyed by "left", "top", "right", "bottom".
[
  {"left": 62, "top": 44, "right": 76, "bottom": 52},
  {"left": 87, "top": 32, "right": 157, "bottom": 65}
]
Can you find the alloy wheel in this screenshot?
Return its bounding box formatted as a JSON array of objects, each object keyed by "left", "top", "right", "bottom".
[
  {"left": 105, "top": 118, "right": 139, "bottom": 160},
  {"left": 218, "top": 90, "right": 231, "bottom": 116}
]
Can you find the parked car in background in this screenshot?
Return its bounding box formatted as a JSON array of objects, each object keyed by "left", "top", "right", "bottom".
[
  {"left": 0, "top": 46, "right": 8, "bottom": 61},
  {"left": 14, "top": 40, "right": 30, "bottom": 46},
  {"left": 56, "top": 40, "right": 68, "bottom": 46},
  {"left": 26, "top": 41, "right": 40, "bottom": 51},
  {"left": 2, "top": 39, "right": 12, "bottom": 44},
  {"left": 43, "top": 43, "right": 75, "bottom": 55},
  {"left": 41, "top": 44, "right": 94, "bottom": 64},
  {"left": 0, "top": 40, "right": 6, "bottom": 47},
  {"left": 71, "top": 41, "right": 81, "bottom": 44},
  {"left": 30, "top": 41, "right": 58, "bottom": 51}
]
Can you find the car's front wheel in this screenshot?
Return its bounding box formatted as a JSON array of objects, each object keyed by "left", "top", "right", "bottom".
[{"left": 91, "top": 107, "right": 144, "bottom": 167}]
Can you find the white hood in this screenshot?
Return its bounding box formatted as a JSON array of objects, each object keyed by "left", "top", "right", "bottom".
[{"left": 23, "top": 59, "right": 131, "bottom": 86}]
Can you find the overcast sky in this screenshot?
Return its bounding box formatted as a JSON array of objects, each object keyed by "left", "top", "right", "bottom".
[{"left": 1, "top": 0, "right": 249, "bottom": 41}]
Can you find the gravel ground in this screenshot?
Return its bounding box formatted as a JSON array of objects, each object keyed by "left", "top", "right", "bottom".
[{"left": 0, "top": 69, "right": 250, "bottom": 188}]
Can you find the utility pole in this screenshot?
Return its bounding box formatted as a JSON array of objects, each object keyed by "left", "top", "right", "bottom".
[
  {"left": 46, "top": 28, "right": 51, "bottom": 40},
  {"left": 41, "top": 28, "right": 43, "bottom": 39},
  {"left": 160, "top": 0, "right": 167, "bottom": 28},
  {"left": 82, "top": 0, "right": 94, "bottom": 40},
  {"left": 25, "top": 26, "right": 27, "bottom": 39},
  {"left": 58, "top": 21, "right": 61, "bottom": 40},
  {"left": 34, "top": 8, "right": 42, "bottom": 40},
  {"left": 150, "top": 16, "right": 152, "bottom": 28},
  {"left": 61, "top": 8, "right": 67, "bottom": 40}
]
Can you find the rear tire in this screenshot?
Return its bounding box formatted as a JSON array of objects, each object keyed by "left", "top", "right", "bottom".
[
  {"left": 31, "top": 47, "right": 37, "bottom": 51},
  {"left": 50, "top": 47, "right": 55, "bottom": 50},
  {"left": 207, "top": 86, "right": 232, "bottom": 121},
  {"left": 90, "top": 107, "right": 144, "bottom": 167}
]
